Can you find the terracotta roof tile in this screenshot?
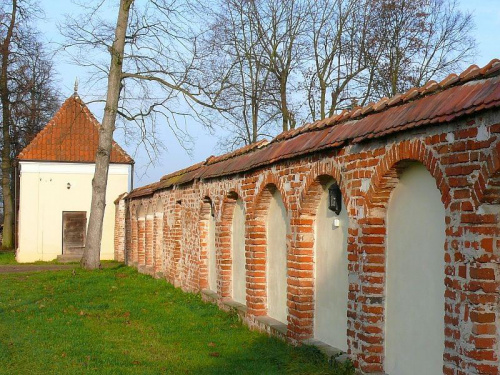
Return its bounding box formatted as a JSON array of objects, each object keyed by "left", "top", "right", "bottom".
[
  {"left": 128, "top": 58, "right": 500, "bottom": 199},
  {"left": 18, "top": 94, "right": 133, "bottom": 164}
]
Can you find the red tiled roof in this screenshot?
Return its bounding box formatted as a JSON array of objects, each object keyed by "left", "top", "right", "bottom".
[
  {"left": 128, "top": 59, "right": 500, "bottom": 199},
  {"left": 18, "top": 94, "right": 134, "bottom": 164}
]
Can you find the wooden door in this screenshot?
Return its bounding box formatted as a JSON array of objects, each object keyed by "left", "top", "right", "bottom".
[{"left": 62, "top": 211, "right": 87, "bottom": 255}]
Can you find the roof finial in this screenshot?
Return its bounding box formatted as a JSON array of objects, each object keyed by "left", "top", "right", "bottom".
[{"left": 74, "top": 78, "right": 79, "bottom": 97}]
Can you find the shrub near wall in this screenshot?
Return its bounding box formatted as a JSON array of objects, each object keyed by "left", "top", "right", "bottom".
[{"left": 116, "top": 61, "right": 500, "bottom": 374}]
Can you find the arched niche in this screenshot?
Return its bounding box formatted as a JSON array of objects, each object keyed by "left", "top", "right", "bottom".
[
  {"left": 153, "top": 198, "right": 164, "bottom": 274},
  {"left": 200, "top": 197, "right": 217, "bottom": 292},
  {"left": 266, "top": 187, "right": 289, "bottom": 324},
  {"left": 137, "top": 204, "right": 146, "bottom": 218},
  {"left": 231, "top": 197, "right": 246, "bottom": 305},
  {"left": 145, "top": 203, "right": 154, "bottom": 268},
  {"left": 137, "top": 203, "right": 146, "bottom": 266},
  {"left": 385, "top": 162, "right": 446, "bottom": 375},
  {"left": 313, "top": 177, "right": 349, "bottom": 351}
]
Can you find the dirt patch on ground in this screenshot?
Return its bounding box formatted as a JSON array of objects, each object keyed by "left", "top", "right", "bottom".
[
  {"left": 0, "top": 265, "right": 76, "bottom": 273},
  {"left": 0, "top": 262, "right": 119, "bottom": 273}
]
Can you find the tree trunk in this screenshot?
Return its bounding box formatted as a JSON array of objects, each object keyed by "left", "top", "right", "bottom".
[
  {"left": 0, "top": 0, "right": 17, "bottom": 250},
  {"left": 81, "top": 0, "right": 134, "bottom": 269},
  {"left": 280, "top": 77, "right": 289, "bottom": 132},
  {"left": 252, "top": 96, "right": 258, "bottom": 143},
  {"left": 319, "top": 79, "right": 326, "bottom": 120}
]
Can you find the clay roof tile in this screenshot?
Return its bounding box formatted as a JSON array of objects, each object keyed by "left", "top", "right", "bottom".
[
  {"left": 459, "top": 64, "right": 480, "bottom": 81},
  {"left": 128, "top": 57, "right": 500, "bottom": 198},
  {"left": 18, "top": 94, "right": 133, "bottom": 164}
]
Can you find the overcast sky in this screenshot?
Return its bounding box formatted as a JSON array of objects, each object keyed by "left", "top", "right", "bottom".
[{"left": 37, "top": 0, "right": 500, "bottom": 188}]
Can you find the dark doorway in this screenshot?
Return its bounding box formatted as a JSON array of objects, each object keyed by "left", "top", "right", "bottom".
[{"left": 62, "top": 211, "right": 87, "bottom": 255}]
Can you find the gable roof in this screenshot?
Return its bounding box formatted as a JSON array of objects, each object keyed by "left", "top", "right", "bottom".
[
  {"left": 18, "top": 94, "right": 134, "bottom": 164},
  {"left": 128, "top": 58, "right": 500, "bottom": 199}
]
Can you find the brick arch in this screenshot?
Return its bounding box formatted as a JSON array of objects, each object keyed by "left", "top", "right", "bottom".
[
  {"left": 357, "top": 141, "right": 450, "bottom": 373},
  {"left": 364, "top": 140, "right": 451, "bottom": 211},
  {"left": 289, "top": 171, "right": 345, "bottom": 341},
  {"left": 247, "top": 182, "right": 289, "bottom": 318},
  {"left": 250, "top": 172, "right": 290, "bottom": 216},
  {"left": 154, "top": 196, "right": 164, "bottom": 213},
  {"left": 297, "top": 161, "right": 344, "bottom": 214},
  {"left": 136, "top": 202, "right": 146, "bottom": 217},
  {"left": 224, "top": 186, "right": 245, "bottom": 207},
  {"left": 466, "top": 142, "right": 500, "bottom": 374},
  {"left": 124, "top": 201, "right": 132, "bottom": 265},
  {"left": 473, "top": 141, "right": 500, "bottom": 205}
]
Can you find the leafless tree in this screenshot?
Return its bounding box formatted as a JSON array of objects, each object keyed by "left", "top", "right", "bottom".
[
  {"left": 194, "top": 0, "right": 279, "bottom": 150},
  {"left": 10, "top": 39, "right": 60, "bottom": 156},
  {"left": 0, "top": 0, "right": 59, "bottom": 249},
  {"left": 64, "top": 0, "right": 476, "bottom": 267},
  {"left": 196, "top": 0, "right": 474, "bottom": 143},
  {"left": 247, "top": 0, "right": 309, "bottom": 131},
  {"left": 0, "top": 0, "right": 16, "bottom": 249},
  {"left": 367, "top": 0, "right": 475, "bottom": 99},
  {"left": 80, "top": 0, "right": 133, "bottom": 269},
  {"left": 305, "top": 0, "right": 375, "bottom": 120},
  {"left": 61, "top": 0, "right": 231, "bottom": 268},
  {"left": 61, "top": 0, "right": 229, "bottom": 161}
]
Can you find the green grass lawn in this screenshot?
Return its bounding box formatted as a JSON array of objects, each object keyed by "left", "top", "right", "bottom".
[
  {"left": 0, "top": 263, "right": 354, "bottom": 374},
  {"left": 0, "top": 251, "right": 16, "bottom": 264},
  {"left": 0, "top": 250, "right": 81, "bottom": 266}
]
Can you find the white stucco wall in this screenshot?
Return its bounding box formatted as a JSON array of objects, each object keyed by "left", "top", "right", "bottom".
[
  {"left": 231, "top": 199, "right": 246, "bottom": 304},
  {"left": 267, "top": 190, "right": 289, "bottom": 324},
  {"left": 385, "top": 163, "right": 446, "bottom": 375},
  {"left": 17, "top": 162, "right": 131, "bottom": 263},
  {"left": 314, "top": 183, "right": 349, "bottom": 351},
  {"left": 208, "top": 213, "right": 217, "bottom": 291}
]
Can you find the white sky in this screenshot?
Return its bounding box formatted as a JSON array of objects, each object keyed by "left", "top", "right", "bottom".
[{"left": 37, "top": 0, "right": 500, "bottom": 188}]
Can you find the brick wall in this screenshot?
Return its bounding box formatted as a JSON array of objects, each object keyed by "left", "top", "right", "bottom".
[
  {"left": 114, "top": 197, "right": 126, "bottom": 262},
  {"left": 114, "top": 110, "right": 500, "bottom": 374}
]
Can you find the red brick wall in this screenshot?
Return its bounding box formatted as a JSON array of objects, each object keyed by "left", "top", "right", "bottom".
[
  {"left": 145, "top": 214, "right": 154, "bottom": 268},
  {"left": 153, "top": 212, "right": 163, "bottom": 274},
  {"left": 114, "top": 199, "right": 126, "bottom": 262},
  {"left": 114, "top": 111, "right": 500, "bottom": 374},
  {"left": 137, "top": 218, "right": 145, "bottom": 266}
]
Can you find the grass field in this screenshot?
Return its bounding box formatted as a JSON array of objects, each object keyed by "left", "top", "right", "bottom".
[
  {"left": 0, "top": 262, "right": 354, "bottom": 374},
  {"left": 0, "top": 251, "right": 16, "bottom": 265}
]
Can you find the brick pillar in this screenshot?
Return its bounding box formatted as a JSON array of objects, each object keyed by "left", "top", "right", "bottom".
[
  {"left": 130, "top": 214, "right": 138, "bottom": 265},
  {"left": 451, "top": 210, "right": 500, "bottom": 374},
  {"left": 288, "top": 214, "right": 315, "bottom": 342},
  {"left": 154, "top": 213, "right": 163, "bottom": 274},
  {"left": 138, "top": 218, "right": 146, "bottom": 266},
  {"left": 172, "top": 202, "right": 182, "bottom": 286},
  {"left": 123, "top": 200, "right": 132, "bottom": 265},
  {"left": 199, "top": 201, "right": 210, "bottom": 290},
  {"left": 355, "top": 216, "right": 385, "bottom": 373},
  {"left": 114, "top": 197, "right": 127, "bottom": 262},
  {"left": 247, "top": 187, "right": 273, "bottom": 317},
  {"left": 145, "top": 214, "right": 154, "bottom": 268},
  {"left": 217, "top": 197, "right": 236, "bottom": 298}
]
